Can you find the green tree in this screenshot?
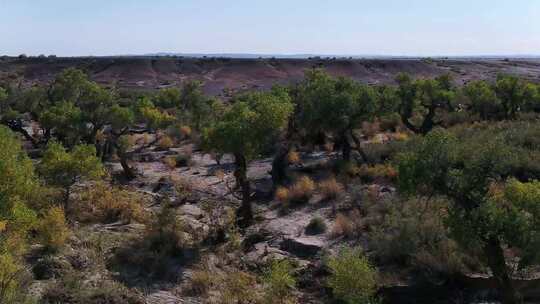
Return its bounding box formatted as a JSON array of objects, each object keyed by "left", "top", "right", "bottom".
[
  {"left": 0, "top": 126, "right": 40, "bottom": 303},
  {"left": 397, "top": 129, "right": 540, "bottom": 304},
  {"left": 203, "top": 91, "right": 293, "bottom": 226},
  {"left": 396, "top": 73, "right": 454, "bottom": 135},
  {"left": 39, "top": 141, "right": 104, "bottom": 208},
  {"left": 293, "top": 69, "right": 379, "bottom": 161},
  {"left": 494, "top": 74, "right": 534, "bottom": 119},
  {"left": 154, "top": 87, "right": 181, "bottom": 109},
  {"left": 463, "top": 80, "right": 501, "bottom": 120}
]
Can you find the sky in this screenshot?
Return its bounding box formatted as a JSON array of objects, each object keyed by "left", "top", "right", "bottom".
[{"left": 1, "top": 0, "right": 539, "bottom": 57}]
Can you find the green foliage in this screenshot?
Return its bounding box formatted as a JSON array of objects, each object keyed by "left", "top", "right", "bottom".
[
  {"left": 0, "top": 127, "right": 40, "bottom": 303},
  {"left": 37, "top": 206, "right": 70, "bottom": 252},
  {"left": 39, "top": 141, "right": 103, "bottom": 205},
  {"left": 397, "top": 126, "right": 540, "bottom": 300},
  {"left": 203, "top": 91, "right": 294, "bottom": 161},
  {"left": 305, "top": 216, "right": 327, "bottom": 235},
  {"left": 135, "top": 97, "right": 175, "bottom": 130},
  {"left": 327, "top": 247, "right": 378, "bottom": 304},
  {"left": 293, "top": 69, "right": 380, "bottom": 157},
  {"left": 40, "top": 101, "right": 83, "bottom": 145},
  {"left": 463, "top": 80, "right": 501, "bottom": 120},
  {"left": 395, "top": 73, "right": 455, "bottom": 134},
  {"left": 494, "top": 74, "right": 534, "bottom": 119},
  {"left": 263, "top": 259, "right": 297, "bottom": 304},
  {"left": 109, "top": 104, "right": 135, "bottom": 132},
  {"left": 154, "top": 87, "right": 181, "bottom": 109}
]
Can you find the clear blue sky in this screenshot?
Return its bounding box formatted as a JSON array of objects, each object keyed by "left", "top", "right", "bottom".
[{"left": 1, "top": 0, "right": 539, "bottom": 57}]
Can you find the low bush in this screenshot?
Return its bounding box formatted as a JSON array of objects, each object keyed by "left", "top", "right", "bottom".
[
  {"left": 175, "top": 153, "right": 193, "bottom": 167},
  {"left": 318, "top": 177, "right": 343, "bottom": 200},
  {"left": 326, "top": 247, "right": 378, "bottom": 304},
  {"left": 289, "top": 176, "right": 316, "bottom": 204},
  {"left": 275, "top": 186, "right": 291, "bottom": 206},
  {"left": 73, "top": 182, "right": 147, "bottom": 224},
  {"left": 162, "top": 156, "right": 177, "bottom": 170},
  {"left": 366, "top": 197, "right": 481, "bottom": 281},
  {"left": 220, "top": 270, "right": 259, "bottom": 304},
  {"left": 287, "top": 150, "right": 301, "bottom": 164},
  {"left": 305, "top": 217, "right": 327, "bottom": 235},
  {"left": 188, "top": 269, "right": 213, "bottom": 296},
  {"left": 263, "top": 259, "right": 297, "bottom": 304},
  {"left": 331, "top": 212, "right": 356, "bottom": 238},
  {"left": 357, "top": 164, "right": 397, "bottom": 182},
  {"left": 38, "top": 206, "right": 70, "bottom": 252},
  {"left": 157, "top": 135, "right": 174, "bottom": 150}
]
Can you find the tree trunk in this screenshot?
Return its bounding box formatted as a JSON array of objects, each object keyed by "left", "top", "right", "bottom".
[
  {"left": 234, "top": 153, "right": 252, "bottom": 227},
  {"left": 119, "top": 150, "right": 136, "bottom": 180},
  {"left": 271, "top": 144, "right": 290, "bottom": 189},
  {"left": 340, "top": 133, "right": 351, "bottom": 161},
  {"left": 483, "top": 236, "right": 521, "bottom": 304}
]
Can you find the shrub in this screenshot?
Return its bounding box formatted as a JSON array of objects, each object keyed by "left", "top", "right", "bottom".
[
  {"left": 188, "top": 269, "right": 213, "bottom": 296},
  {"left": 162, "top": 156, "right": 177, "bottom": 170},
  {"left": 327, "top": 247, "right": 378, "bottom": 304},
  {"left": 145, "top": 205, "right": 186, "bottom": 256},
  {"left": 357, "top": 164, "right": 397, "bottom": 182},
  {"left": 366, "top": 197, "right": 481, "bottom": 280},
  {"left": 38, "top": 206, "right": 70, "bottom": 252},
  {"left": 318, "top": 177, "right": 343, "bottom": 200},
  {"left": 331, "top": 213, "right": 356, "bottom": 238},
  {"left": 41, "top": 276, "right": 143, "bottom": 304},
  {"left": 287, "top": 150, "right": 301, "bottom": 164},
  {"left": 275, "top": 186, "right": 290, "bottom": 205},
  {"left": 263, "top": 259, "right": 297, "bottom": 304},
  {"left": 289, "top": 176, "right": 315, "bottom": 204},
  {"left": 305, "top": 217, "right": 327, "bottom": 235},
  {"left": 0, "top": 252, "right": 33, "bottom": 304},
  {"left": 175, "top": 154, "right": 192, "bottom": 167},
  {"left": 73, "top": 182, "right": 147, "bottom": 224},
  {"left": 157, "top": 135, "right": 174, "bottom": 150},
  {"left": 180, "top": 125, "right": 192, "bottom": 139},
  {"left": 220, "top": 271, "right": 258, "bottom": 304},
  {"left": 110, "top": 205, "right": 188, "bottom": 281}
]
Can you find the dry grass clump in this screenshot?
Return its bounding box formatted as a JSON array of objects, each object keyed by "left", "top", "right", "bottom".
[
  {"left": 219, "top": 270, "right": 259, "bottom": 304},
  {"left": 180, "top": 125, "right": 192, "bottom": 139},
  {"left": 289, "top": 176, "right": 316, "bottom": 204},
  {"left": 275, "top": 187, "right": 291, "bottom": 206},
  {"left": 305, "top": 217, "right": 327, "bottom": 235},
  {"left": 162, "top": 156, "right": 177, "bottom": 170},
  {"left": 38, "top": 206, "right": 70, "bottom": 252},
  {"left": 157, "top": 135, "right": 174, "bottom": 150},
  {"left": 287, "top": 150, "right": 301, "bottom": 164},
  {"left": 318, "top": 177, "right": 344, "bottom": 200},
  {"left": 172, "top": 176, "right": 193, "bottom": 197},
  {"left": 73, "top": 182, "right": 147, "bottom": 224},
  {"left": 188, "top": 269, "right": 213, "bottom": 296},
  {"left": 331, "top": 212, "right": 359, "bottom": 239},
  {"left": 357, "top": 164, "right": 398, "bottom": 182},
  {"left": 214, "top": 169, "right": 225, "bottom": 180},
  {"left": 391, "top": 132, "right": 409, "bottom": 141}
]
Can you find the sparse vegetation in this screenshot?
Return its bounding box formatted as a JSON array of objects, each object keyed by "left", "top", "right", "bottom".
[{"left": 1, "top": 62, "right": 540, "bottom": 304}]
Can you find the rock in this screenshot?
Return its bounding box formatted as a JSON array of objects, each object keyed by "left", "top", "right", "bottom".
[
  {"left": 280, "top": 237, "right": 324, "bottom": 258},
  {"left": 179, "top": 204, "right": 203, "bottom": 219}
]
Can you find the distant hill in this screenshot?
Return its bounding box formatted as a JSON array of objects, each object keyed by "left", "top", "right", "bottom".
[{"left": 1, "top": 56, "right": 539, "bottom": 96}]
